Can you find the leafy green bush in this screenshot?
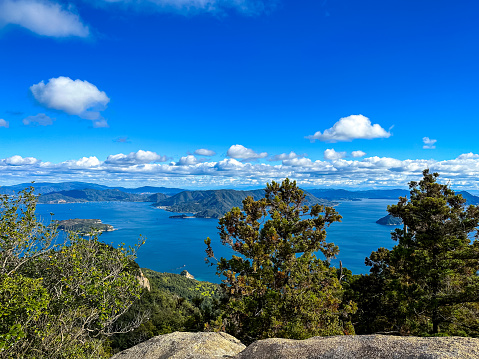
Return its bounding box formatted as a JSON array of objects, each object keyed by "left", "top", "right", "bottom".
[{"left": 0, "top": 187, "right": 144, "bottom": 358}]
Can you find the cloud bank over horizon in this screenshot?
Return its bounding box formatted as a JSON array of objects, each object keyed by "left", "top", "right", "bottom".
[{"left": 3, "top": 149, "right": 479, "bottom": 190}]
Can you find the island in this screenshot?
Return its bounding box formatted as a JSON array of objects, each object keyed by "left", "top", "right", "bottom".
[
  {"left": 153, "top": 189, "right": 336, "bottom": 219},
  {"left": 376, "top": 214, "right": 403, "bottom": 226},
  {"left": 53, "top": 219, "right": 115, "bottom": 234},
  {"left": 169, "top": 214, "right": 196, "bottom": 219}
]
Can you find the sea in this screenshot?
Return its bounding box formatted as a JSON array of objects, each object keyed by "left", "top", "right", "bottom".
[{"left": 35, "top": 199, "right": 399, "bottom": 283}]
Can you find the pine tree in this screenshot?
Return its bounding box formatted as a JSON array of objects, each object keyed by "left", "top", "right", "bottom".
[
  {"left": 365, "top": 169, "right": 479, "bottom": 335},
  {"left": 205, "top": 178, "right": 355, "bottom": 344}
]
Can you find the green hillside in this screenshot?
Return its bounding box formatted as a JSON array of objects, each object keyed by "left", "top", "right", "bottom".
[{"left": 154, "top": 189, "right": 335, "bottom": 218}]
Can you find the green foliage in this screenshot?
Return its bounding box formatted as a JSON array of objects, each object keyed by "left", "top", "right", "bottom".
[
  {"left": 205, "top": 178, "right": 356, "bottom": 344},
  {"left": 143, "top": 270, "right": 221, "bottom": 302},
  {"left": 352, "top": 170, "right": 479, "bottom": 336},
  {"left": 0, "top": 187, "right": 144, "bottom": 358},
  {"left": 108, "top": 271, "right": 222, "bottom": 354}
]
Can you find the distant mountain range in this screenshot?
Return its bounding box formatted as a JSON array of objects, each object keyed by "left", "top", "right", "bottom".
[
  {"left": 0, "top": 182, "right": 183, "bottom": 196},
  {"left": 152, "top": 189, "right": 336, "bottom": 219},
  {"left": 306, "top": 188, "right": 410, "bottom": 200},
  {"left": 2, "top": 182, "right": 479, "bottom": 219},
  {"left": 37, "top": 189, "right": 152, "bottom": 204}
]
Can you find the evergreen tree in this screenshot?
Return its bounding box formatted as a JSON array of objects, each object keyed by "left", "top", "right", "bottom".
[
  {"left": 205, "top": 178, "right": 355, "bottom": 344},
  {"left": 363, "top": 169, "right": 479, "bottom": 335}
]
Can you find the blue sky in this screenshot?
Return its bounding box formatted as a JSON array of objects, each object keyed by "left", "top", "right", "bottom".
[{"left": 0, "top": 0, "right": 478, "bottom": 189}]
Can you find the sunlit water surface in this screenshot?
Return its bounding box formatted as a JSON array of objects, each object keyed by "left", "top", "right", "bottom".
[{"left": 36, "top": 199, "right": 399, "bottom": 283}]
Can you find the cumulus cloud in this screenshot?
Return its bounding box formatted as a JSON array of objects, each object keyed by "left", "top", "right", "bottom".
[
  {"left": 91, "top": 0, "right": 275, "bottom": 15},
  {"left": 2, "top": 155, "right": 38, "bottom": 166},
  {"left": 194, "top": 148, "right": 216, "bottom": 156},
  {"left": 31, "top": 77, "right": 110, "bottom": 120},
  {"left": 22, "top": 113, "right": 54, "bottom": 126},
  {"left": 269, "top": 151, "right": 306, "bottom": 162},
  {"left": 7, "top": 151, "right": 479, "bottom": 190},
  {"left": 282, "top": 157, "right": 315, "bottom": 167},
  {"left": 227, "top": 144, "right": 267, "bottom": 161},
  {"left": 423, "top": 137, "right": 437, "bottom": 149},
  {"left": 0, "top": 0, "right": 89, "bottom": 37},
  {"left": 457, "top": 153, "right": 479, "bottom": 160},
  {"left": 104, "top": 150, "right": 167, "bottom": 166},
  {"left": 306, "top": 115, "right": 391, "bottom": 142},
  {"left": 178, "top": 155, "right": 198, "bottom": 166},
  {"left": 61, "top": 156, "right": 101, "bottom": 168},
  {"left": 351, "top": 150, "right": 366, "bottom": 158},
  {"left": 0, "top": 119, "right": 8, "bottom": 128},
  {"left": 324, "top": 148, "right": 347, "bottom": 161}
]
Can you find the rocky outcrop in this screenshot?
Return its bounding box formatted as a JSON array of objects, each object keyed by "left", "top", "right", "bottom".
[
  {"left": 111, "top": 331, "right": 245, "bottom": 359},
  {"left": 136, "top": 269, "right": 151, "bottom": 291},
  {"left": 180, "top": 270, "right": 195, "bottom": 279},
  {"left": 113, "top": 333, "right": 479, "bottom": 359},
  {"left": 237, "top": 335, "right": 479, "bottom": 359}
]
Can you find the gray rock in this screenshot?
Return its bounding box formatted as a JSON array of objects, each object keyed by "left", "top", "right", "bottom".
[
  {"left": 236, "top": 335, "right": 479, "bottom": 359},
  {"left": 111, "top": 331, "right": 245, "bottom": 359}
]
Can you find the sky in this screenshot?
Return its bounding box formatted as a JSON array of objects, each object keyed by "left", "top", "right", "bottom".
[{"left": 0, "top": 0, "right": 478, "bottom": 189}]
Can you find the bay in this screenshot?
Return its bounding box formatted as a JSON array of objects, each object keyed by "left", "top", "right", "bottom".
[{"left": 36, "top": 199, "right": 399, "bottom": 283}]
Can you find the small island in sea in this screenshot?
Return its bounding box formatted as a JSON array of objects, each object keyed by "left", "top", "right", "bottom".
[
  {"left": 169, "top": 214, "right": 196, "bottom": 219},
  {"left": 53, "top": 219, "right": 115, "bottom": 234},
  {"left": 376, "top": 214, "right": 403, "bottom": 226}
]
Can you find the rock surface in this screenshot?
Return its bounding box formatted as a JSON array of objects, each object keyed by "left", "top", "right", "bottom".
[
  {"left": 111, "top": 331, "right": 245, "bottom": 359},
  {"left": 180, "top": 270, "right": 195, "bottom": 279},
  {"left": 237, "top": 335, "right": 479, "bottom": 359},
  {"left": 113, "top": 333, "right": 479, "bottom": 359},
  {"left": 136, "top": 269, "right": 151, "bottom": 291}
]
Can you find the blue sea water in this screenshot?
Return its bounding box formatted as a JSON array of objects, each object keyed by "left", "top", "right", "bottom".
[{"left": 35, "top": 199, "right": 399, "bottom": 283}]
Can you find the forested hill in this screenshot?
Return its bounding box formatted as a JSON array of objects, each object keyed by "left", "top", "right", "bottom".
[
  {"left": 37, "top": 189, "right": 151, "bottom": 204},
  {"left": 0, "top": 182, "right": 184, "bottom": 196},
  {"left": 307, "top": 188, "right": 479, "bottom": 204},
  {"left": 307, "top": 188, "right": 410, "bottom": 200},
  {"left": 153, "top": 189, "right": 335, "bottom": 219}
]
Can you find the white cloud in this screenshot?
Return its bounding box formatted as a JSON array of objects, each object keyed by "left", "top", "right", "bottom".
[
  {"left": 0, "top": 0, "right": 89, "bottom": 37},
  {"left": 282, "top": 157, "right": 315, "bottom": 167},
  {"left": 351, "top": 150, "right": 366, "bottom": 158},
  {"left": 227, "top": 144, "right": 267, "bottom": 161},
  {"left": 306, "top": 115, "right": 391, "bottom": 142},
  {"left": 457, "top": 153, "right": 479, "bottom": 160},
  {"left": 178, "top": 155, "right": 198, "bottom": 166},
  {"left": 61, "top": 156, "right": 101, "bottom": 168},
  {"left": 104, "top": 150, "right": 167, "bottom": 166},
  {"left": 23, "top": 113, "right": 54, "bottom": 126},
  {"left": 324, "top": 148, "right": 347, "bottom": 161},
  {"left": 423, "top": 137, "right": 437, "bottom": 149},
  {"left": 2, "top": 155, "right": 38, "bottom": 166},
  {"left": 7, "top": 150, "right": 479, "bottom": 190},
  {"left": 269, "top": 151, "right": 305, "bottom": 162},
  {"left": 93, "top": 119, "right": 109, "bottom": 128},
  {"left": 194, "top": 148, "right": 216, "bottom": 156},
  {"left": 31, "top": 77, "right": 110, "bottom": 120},
  {"left": 0, "top": 119, "right": 9, "bottom": 128}
]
